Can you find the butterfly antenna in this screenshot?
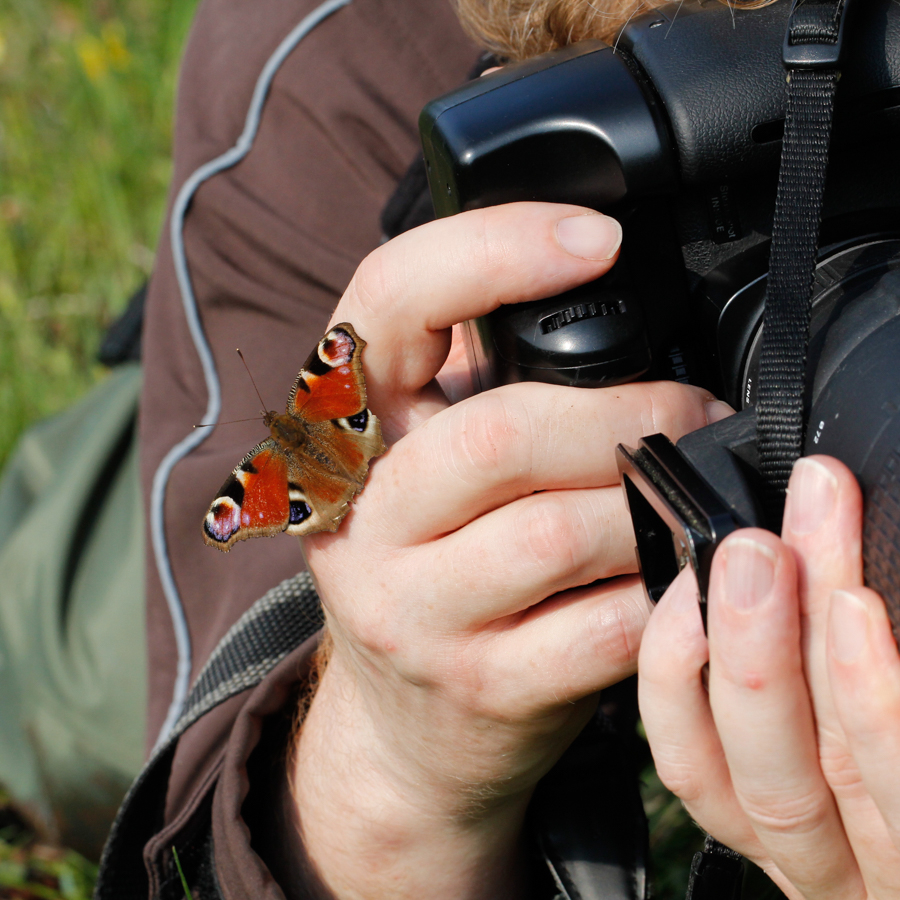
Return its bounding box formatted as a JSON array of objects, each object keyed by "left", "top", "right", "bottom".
[
  {"left": 237, "top": 349, "right": 269, "bottom": 414},
  {"left": 193, "top": 417, "right": 262, "bottom": 429}
]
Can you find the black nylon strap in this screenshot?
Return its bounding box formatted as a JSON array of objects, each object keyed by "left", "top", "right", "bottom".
[
  {"left": 756, "top": 0, "right": 846, "bottom": 528},
  {"left": 788, "top": 0, "right": 844, "bottom": 45},
  {"left": 756, "top": 66, "right": 838, "bottom": 525}
]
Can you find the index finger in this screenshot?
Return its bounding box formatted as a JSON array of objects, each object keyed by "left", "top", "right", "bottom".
[
  {"left": 360, "top": 378, "right": 717, "bottom": 544},
  {"left": 330, "top": 203, "right": 623, "bottom": 433}
]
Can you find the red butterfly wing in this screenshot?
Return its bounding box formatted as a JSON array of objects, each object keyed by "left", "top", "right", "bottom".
[
  {"left": 202, "top": 440, "right": 291, "bottom": 551},
  {"left": 288, "top": 323, "right": 368, "bottom": 423}
]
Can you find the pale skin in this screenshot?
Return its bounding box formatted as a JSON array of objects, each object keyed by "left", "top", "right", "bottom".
[
  {"left": 640, "top": 455, "right": 900, "bottom": 900},
  {"left": 286, "top": 202, "right": 732, "bottom": 899}
]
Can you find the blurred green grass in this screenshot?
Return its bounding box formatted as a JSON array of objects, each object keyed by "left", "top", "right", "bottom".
[{"left": 0, "top": 0, "right": 197, "bottom": 470}]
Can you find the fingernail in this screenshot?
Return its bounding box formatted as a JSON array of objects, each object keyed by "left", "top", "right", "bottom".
[
  {"left": 705, "top": 399, "right": 735, "bottom": 425},
  {"left": 831, "top": 590, "right": 869, "bottom": 663},
  {"left": 785, "top": 458, "right": 838, "bottom": 535},
  {"left": 556, "top": 214, "right": 622, "bottom": 260},
  {"left": 723, "top": 537, "right": 776, "bottom": 609}
]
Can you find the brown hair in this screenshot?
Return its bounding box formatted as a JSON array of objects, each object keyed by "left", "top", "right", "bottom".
[{"left": 454, "top": 0, "right": 778, "bottom": 62}]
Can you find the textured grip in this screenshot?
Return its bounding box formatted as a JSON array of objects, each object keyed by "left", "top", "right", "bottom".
[{"left": 864, "top": 447, "right": 900, "bottom": 645}]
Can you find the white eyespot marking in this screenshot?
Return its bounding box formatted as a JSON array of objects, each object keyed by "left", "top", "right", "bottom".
[
  {"left": 319, "top": 329, "right": 355, "bottom": 367},
  {"left": 206, "top": 498, "right": 241, "bottom": 542}
]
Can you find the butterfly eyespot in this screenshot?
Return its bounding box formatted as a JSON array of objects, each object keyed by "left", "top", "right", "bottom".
[
  {"left": 343, "top": 410, "right": 369, "bottom": 432},
  {"left": 320, "top": 330, "right": 355, "bottom": 367},
  {"left": 205, "top": 499, "right": 241, "bottom": 543},
  {"left": 290, "top": 499, "right": 313, "bottom": 525}
]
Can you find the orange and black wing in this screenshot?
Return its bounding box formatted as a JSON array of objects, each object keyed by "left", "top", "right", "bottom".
[
  {"left": 202, "top": 440, "right": 299, "bottom": 552},
  {"left": 287, "top": 323, "right": 370, "bottom": 423}
]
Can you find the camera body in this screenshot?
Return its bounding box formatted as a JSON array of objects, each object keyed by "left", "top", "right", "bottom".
[{"left": 420, "top": 0, "right": 900, "bottom": 625}]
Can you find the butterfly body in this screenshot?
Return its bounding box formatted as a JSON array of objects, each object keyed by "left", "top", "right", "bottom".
[{"left": 203, "top": 324, "right": 386, "bottom": 552}]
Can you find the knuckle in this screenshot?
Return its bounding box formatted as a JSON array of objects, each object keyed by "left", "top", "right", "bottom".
[
  {"left": 341, "top": 599, "right": 393, "bottom": 657},
  {"left": 346, "top": 246, "right": 402, "bottom": 320},
  {"left": 818, "top": 743, "right": 867, "bottom": 798},
  {"left": 448, "top": 391, "right": 530, "bottom": 483},
  {"left": 654, "top": 756, "right": 705, "bottom": 805},
  {"left": 584, "top": 585, "right": 642, "bottom": 673},
  {"left": 515, "top": 495, "right": 584, "bottom": 578},
  {"left": 737, "top": 787, "right": 833, "bottom": 837},
  {"left": 642, "top": 382, "right": 707, "bottom": 439}
]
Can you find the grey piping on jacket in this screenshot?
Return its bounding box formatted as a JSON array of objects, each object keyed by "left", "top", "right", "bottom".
[{"left": 150, "top": 0, "right": 353, "bottom": 749}]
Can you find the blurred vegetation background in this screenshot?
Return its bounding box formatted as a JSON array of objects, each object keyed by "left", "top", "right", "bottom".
[
  {"left": 0, "top": 0, "right": 706, "bottom": 897},
  {"left": 0, "top": 0, "right": 197, "bottom": 471}
]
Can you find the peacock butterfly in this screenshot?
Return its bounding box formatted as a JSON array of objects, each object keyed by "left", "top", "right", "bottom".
[{"left": 203, "top": 323, "right": 386, "bottom": 552}]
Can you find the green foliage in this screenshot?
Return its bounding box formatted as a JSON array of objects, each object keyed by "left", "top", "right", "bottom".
[
  {"left": 0, "top": 836, "right": 98, "bottom": 900},
  {"left": 0, "top": 788, "right": 97, "bottom": 900},
  {"left": 0, "top": 0, "right": 197, "bottom": 468}
]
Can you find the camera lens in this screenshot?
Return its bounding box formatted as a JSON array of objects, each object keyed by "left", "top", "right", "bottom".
[
  {"left": 809, "top": 302, "right": 900, "bottom": 640},
  {"left": 738, "top": 239, "right": 900, "bottom": 411},
  {"left": 738, "top": 240, "right": 900, "bottom": 637}
]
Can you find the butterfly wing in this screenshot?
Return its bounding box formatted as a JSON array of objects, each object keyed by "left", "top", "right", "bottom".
[
  {"left": 202, "top": 439, "right": 293, "bottom": 552},
  {"left": 285, "top": 321, "right": 386, "bottom": 517},
  {"left": 280, "top": 405, "right": 386, "bottom": 536},
  {"left": 288, "top": 323, "right": 371, "bottom": 422}
]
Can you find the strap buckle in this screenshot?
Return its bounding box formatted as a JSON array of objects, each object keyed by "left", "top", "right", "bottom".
[{"left": 782, "top": 0, "right": 854, "bottom": 70}]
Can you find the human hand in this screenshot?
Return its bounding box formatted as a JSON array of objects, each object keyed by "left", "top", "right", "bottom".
[
  {"left": 640, "top": 455, "right": 900, "bottom": 900},
  {"left": 290, "top": 202, "right": 727, "bottom": 899}
]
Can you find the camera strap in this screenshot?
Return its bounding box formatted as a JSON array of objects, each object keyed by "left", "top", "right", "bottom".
[
  {"left": 687, "top": 7, "right": 855, "bottom": 899},
  {"left": 756, "top": 0, "right": 852, "bottom": 529}
]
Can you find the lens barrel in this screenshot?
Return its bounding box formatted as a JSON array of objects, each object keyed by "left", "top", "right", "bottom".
[{"left": 810, "top": 308, "right": 900, "bottom": 641}]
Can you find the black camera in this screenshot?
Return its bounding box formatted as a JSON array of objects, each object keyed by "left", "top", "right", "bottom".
[{"left": 420, "top": 0, "right": 900, "bottom": 631}]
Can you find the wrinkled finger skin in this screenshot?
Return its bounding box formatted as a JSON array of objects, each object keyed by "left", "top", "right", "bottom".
[
  {"left": 306, "top": 203, "right": 719, "bottom": 789},
  {"left": 289, "top": 203, "right": 727, "bottom": 899},
  {"left": 641, "top": 455, "right": 900, "bottom": 900}
]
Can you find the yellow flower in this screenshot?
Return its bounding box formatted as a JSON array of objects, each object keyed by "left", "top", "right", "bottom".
[
  {"left": 102, "top": 22, "right": 130, "bottom": 71},
  {"left": 76, "top": 23, "right": 130, "bottom": 83},
  {"left": 77, "top": 34, "right": 107, "bottom": 82}
]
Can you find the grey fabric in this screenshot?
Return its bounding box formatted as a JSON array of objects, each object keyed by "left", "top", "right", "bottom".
[{"left": 0, "top": 364, "right": 146, "bottom": 858}]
